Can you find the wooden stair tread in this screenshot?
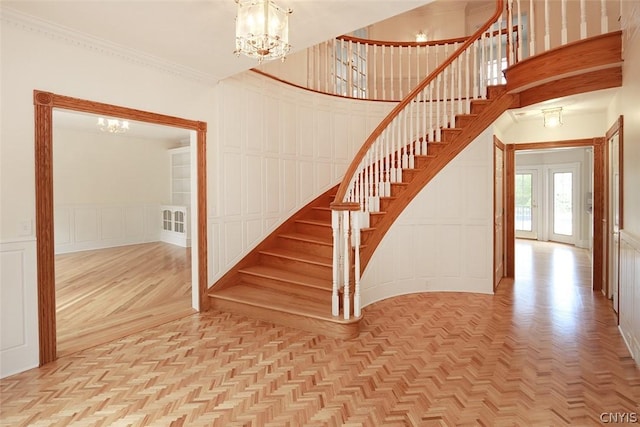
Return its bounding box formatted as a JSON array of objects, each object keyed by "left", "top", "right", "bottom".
[
  {"left": 210, "top": 282, "right": 356, "bottom": 324},
  {"left": 279, "top": 232, "right": 332, "bottom": 245},
  {"left": 238, "top": 265, "right": 332, "bottom": 290},
  {"left": 259, "top": 247, "right": 332, "bottom": 266},
  {"left": 295, "top": 219, "right": 331, "bottom": 227}
]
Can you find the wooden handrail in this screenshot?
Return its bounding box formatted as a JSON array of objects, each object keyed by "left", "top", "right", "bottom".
[
  {"left": 337, "top": 26, "right": 516, "bottom": 48},
  {"left": 333, "top": 0, "right": 505, "bottom": 204}
]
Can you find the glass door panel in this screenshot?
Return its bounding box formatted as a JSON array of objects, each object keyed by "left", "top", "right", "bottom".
[
  {"left": 549, "top": 169, "right": 576, "bottom": 244},
  {"left": 515, "top": 170, "right": 537, "bottom": 239}
]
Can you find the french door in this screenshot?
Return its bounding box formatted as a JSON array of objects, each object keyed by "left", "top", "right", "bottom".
[
  {"left": 549, "top": 167, "right": 578, "bottom": 245},
  {"left": 515, "top": 169, "right": 538, "bottom": 239}
]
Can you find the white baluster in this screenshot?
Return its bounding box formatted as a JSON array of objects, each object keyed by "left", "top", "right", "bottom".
[
  {"left": 580, "top": 0, "right": 587, "bottom": 39},
  {"left": 517, "top": 0, "right": 523, "bottom": 61},
  {"left": 383, "top": 128, "right": 391, "bottom": 196},
  {"left": 382, "top": 45, "right": 386, "bottom": 100},
  {"left": 507, "top": 0, "right": 514, "bottom": 65},
  {"left": 324, "top": 41, "right": 329, "bottom": 93},
  {"left": 489, "top": 22, "right": 495, "bottom": 85},
  {"left": 331, "top": 39, "right": 336, "bottom": 95},
  {"left": 544, "top": 0, "right": 551, "bottom": 51},
  {"left": 428, "top": 82, "right": 434, "bottom": 144},
  {"left": 561, "top": 0, "right": 568, "bottom": 45},
  {"left": 348, "top": 41, "right": 354, "bottom": 97},
  {"left": 465, "top": 49, "right": 470, "bottom": 113},
  {"left": 529, "top": 0, "right": 536, "bottom": 56},
  {"left": 450, "top": 60, "right": 455, "bottom": 126},
  {"left": 351, "top": 211, "right": 361, "bottom": 318},
  {"left": 390, "top": 46, "right": 395, "bottom": 100},
  {"left": 342, "top": 210, "right": 350, "bottom": 320},
  {"left": 436, "top": 73, "right": 442, "bottom": 141},
  {"left": 399, "top": 46, "right": 404, "bottom": 98},
  {"left": 373, "top": 44, "right": 378, "bottom": 100},
  {"left": 473, "top": 39, "right": 479, "bottom": 99},
  {"left": 457, "top": 55, "right": 462, "bottom": 118},
  {"left": 331, "top": 210, "right": 340, "bottom": 317},
  {"left": 601, "top": 0, "right": 608, "bottom": 34}
]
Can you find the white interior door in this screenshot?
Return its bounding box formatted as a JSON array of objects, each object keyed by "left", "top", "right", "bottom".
[
  {"left": 515, "top": 169, "right": 538, "bottom": 239},
  {"left": 549, "top": 167, "right": 579, "bottom": 245}
]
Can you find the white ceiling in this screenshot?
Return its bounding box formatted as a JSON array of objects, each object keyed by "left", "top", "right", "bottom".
[
  {"left": 2, "top": 0, "right": 431, "bottom": 82},
  {"left": 4, "top": 0, "right": 617, "bottom": 139}
]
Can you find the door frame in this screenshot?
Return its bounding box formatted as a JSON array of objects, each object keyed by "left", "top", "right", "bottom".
[
  {"left": 604, "top": 116, "right": 624, "bottom": 310},
  {"left": 34, "top": 90, "right": 209, "bottom": 365},
  {"left": 505, "top": 138, "right": 604, "bottom": 291}
]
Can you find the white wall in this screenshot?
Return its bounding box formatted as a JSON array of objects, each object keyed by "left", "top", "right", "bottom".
[
  {"left": 210, "top": 72, "right": 395, "bottom": 281},
  {"left": 361, "top": 127, "right": 495, "bottom": 307},
  {"left": 52, "top": 128, "right": 174, "bottom": 253},
  {"left": 608, "top": 0, "right": 640, "bottom": 366},
  {"left": 500, "top": 110, "right": 608, "bottom": 144}
]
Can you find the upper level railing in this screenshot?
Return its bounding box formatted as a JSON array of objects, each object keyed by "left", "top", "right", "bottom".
[
  {"left": 256, "top": 0, "right": 620, "bottom": 103},
  {"left": 326, "top": 0, "right": 621, "bottom": 320}
]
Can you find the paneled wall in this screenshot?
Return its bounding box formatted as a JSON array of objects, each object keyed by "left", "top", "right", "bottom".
[
  {"left": 619, "top": 230, "right": 640, "bottom": 364},
  {"left": 0, "top": 240, "right": 39, "bottom": 378},
  {"left": 209, "top": 72, "right": 395, "bottom": 282},
  {"left": 361, "top": 127, "right": 495, "bottom": 307},
  {"left": 54, "top": 204, "right": 161, "bottom": 254}
]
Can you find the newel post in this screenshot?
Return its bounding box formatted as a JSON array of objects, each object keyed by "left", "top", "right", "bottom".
[{"left": 330, "top": 202, "right": 360, "bottom": 319}]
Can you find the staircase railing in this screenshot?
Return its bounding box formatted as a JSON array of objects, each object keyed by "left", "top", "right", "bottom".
[{"left": 330, "top": 0, "right": 621, "bottom": 320}]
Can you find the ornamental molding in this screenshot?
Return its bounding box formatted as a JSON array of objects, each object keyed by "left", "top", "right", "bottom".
[{"left": 0, "top": 7, "right": 218, "bottom": 85}]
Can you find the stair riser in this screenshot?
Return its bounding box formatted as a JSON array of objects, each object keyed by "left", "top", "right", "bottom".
[
  {"left": 390, "top": 183, "right": 407, "bottom": 197},
  {"left": 402, "top": 169, "right": 419, "bottom": 183},
  {"left": 441, "top": 129, "right": 461, "bottom": 143},
  {"left": 413, "top": 156, "right": 431, "bottom": 169},
  {"left": 470, "top": 101, "right": 491, "bottom": 115},
  {"left": 238, "top": 273, "right": 332, "bottom": 293},
  {"left": 278, "top": 238, "right": 333, "bottom": 258},
  {"left": 380, "top": 198, "right": 395, "bottom": 212},
  {"left": 369, "top": 213, "right": 385, "bottom": 228},
  {"left": 259, "top": 253, "right": 332, "bottom": 280},
  {"left": 209, "top": 297, "right": 358, "bottom": 339},
  {"left": 455, "top": 115, "right": 476, "bottom": 128},
  {"left": 309, "top": 208, "right": 332, "bottom": 222},
  {"left": 428, "top": 144, "right": 447, "bottom": 155},
  {"left": 295, "top": 222, "right": 332, "bottom": 238}
]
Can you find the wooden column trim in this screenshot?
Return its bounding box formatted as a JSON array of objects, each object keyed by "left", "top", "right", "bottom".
[
  {"left": 33, "top": 90, "right": 208, "bottom": 365},
  {"left": 505, "top": 144, "right": 515, "bottom": 278},
  {"left": 592, "top": 137, "right": 605, "bottom": 292},
  {"left": 34, "top": 91, "right": 56, "bottom": 364}
]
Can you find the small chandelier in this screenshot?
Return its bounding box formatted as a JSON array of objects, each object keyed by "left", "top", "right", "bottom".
[
  {"left": 97, "top": 117, "right": 129, "bottom": 134},
  {"left": 234, "top": 0, "right": 292, "bottom": 63},
  {"left": 542, "top": 107, "right": 563, "bottom": 128},
  {"left": 415, "top": 31, "right": 428, "bottom": 43}
]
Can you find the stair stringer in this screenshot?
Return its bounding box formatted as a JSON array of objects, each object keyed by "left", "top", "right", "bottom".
[{"left": 357, "top": 92, "right": 521, "bottom": 273}]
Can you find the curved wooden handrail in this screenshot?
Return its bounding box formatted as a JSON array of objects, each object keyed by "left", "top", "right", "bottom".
[
  {"left": 337, "top": 26, "right": 515, "bottom": 48},
  {"left": 332, "top": 0, "right": 505, "bottom": 205}
]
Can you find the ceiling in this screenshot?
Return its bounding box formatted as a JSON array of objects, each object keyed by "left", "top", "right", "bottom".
[
  {"left": 3, "top": 0, "right": 617, "bottom": 139},
  {"left": 2, "top": 0, "right": 432, "bottom": 82}
]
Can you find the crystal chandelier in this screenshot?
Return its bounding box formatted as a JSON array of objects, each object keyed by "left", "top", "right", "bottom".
[
  {"left": 97, "top": 117, "right": 130, "bottom": 134},
  {"left": 234, "top": 0, "right": 292, "bottom": 63}
]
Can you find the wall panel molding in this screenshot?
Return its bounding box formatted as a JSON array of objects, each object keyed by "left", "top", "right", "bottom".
[
  {"left": 0, "top": 240, "right": 39, "bottom": 378},
  {"left": 619, "top": 230, "right": 640, "bottom": 365}
]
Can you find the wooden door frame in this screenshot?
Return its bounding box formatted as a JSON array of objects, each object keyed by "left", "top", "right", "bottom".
[
  {"left": 604, "top": 116, "right": 624, "bottom": 301},
  {"left": 34, "top": 90, "right": 209, "bottom": 365},
  {"left": 505, "top": 138, "right": 605, "bottom": 291},
  {"left": 493, "top": 136, "right": 507, "bottom": 291}
]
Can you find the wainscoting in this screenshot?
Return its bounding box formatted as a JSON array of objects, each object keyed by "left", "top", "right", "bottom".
[
  {"left": 0, "top": 239, "right": 39, "bottom": 378},
  {"left": 619, "top": 230, "right": 640, "bottom": 364},
  {"left": 54, "top": 204, "right": 162, "bottom": 254}
]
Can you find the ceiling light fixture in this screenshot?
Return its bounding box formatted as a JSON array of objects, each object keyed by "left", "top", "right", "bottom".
[
  {"left": 416, "top": 31, "right": 428, "bottom": 43},
  {"left": 542, "top": 107, "right": 563, "bottom": 128},
  {"left": 97, "top": 117, "right": 129, "bottom": 134},
  {"left": 234, "top": 0, "right": 292, "bottom": 63}
]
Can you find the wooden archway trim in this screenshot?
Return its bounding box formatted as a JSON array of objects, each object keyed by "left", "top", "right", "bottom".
[
  {"left": 505, "top": 138, "right": 605, "bottom": 292},
  {"left": 34, "top": 90, "right": 208, "bottom": 365}
]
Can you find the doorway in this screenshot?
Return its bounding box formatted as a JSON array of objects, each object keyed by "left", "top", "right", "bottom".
[
  {"left": 34, "top": 90, "right": 208, "bottom": 365},
  {"left": 505, "top": 139, "right": 605, "bottom": 292},
  {"left": 52, "top": 110, "right": 197, "bottom": 356}
]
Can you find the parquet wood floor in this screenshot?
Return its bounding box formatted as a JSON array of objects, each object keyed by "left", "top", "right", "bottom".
[
  {"left": 2, "top": 240, "right": 638, "bottom": 426},
  {"left": 55, "top": 242, "right": 194, "bottom": 356}
]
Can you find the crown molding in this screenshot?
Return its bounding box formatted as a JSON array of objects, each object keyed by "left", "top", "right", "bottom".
[{"left": 0, "top": 6, "right": 219, "bottom": 85}]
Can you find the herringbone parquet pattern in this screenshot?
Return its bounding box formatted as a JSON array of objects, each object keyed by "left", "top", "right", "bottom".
[{"left": 1, "top": 241, "right": 639, "bottom": 426}]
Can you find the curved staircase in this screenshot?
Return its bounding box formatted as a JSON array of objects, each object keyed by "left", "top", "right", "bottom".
[
  {"left": 209, "top": 0, "right": 623, "bottom": 338},
  {"left": 208, "top": 84, "right": 518, "bottom": 338}
]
